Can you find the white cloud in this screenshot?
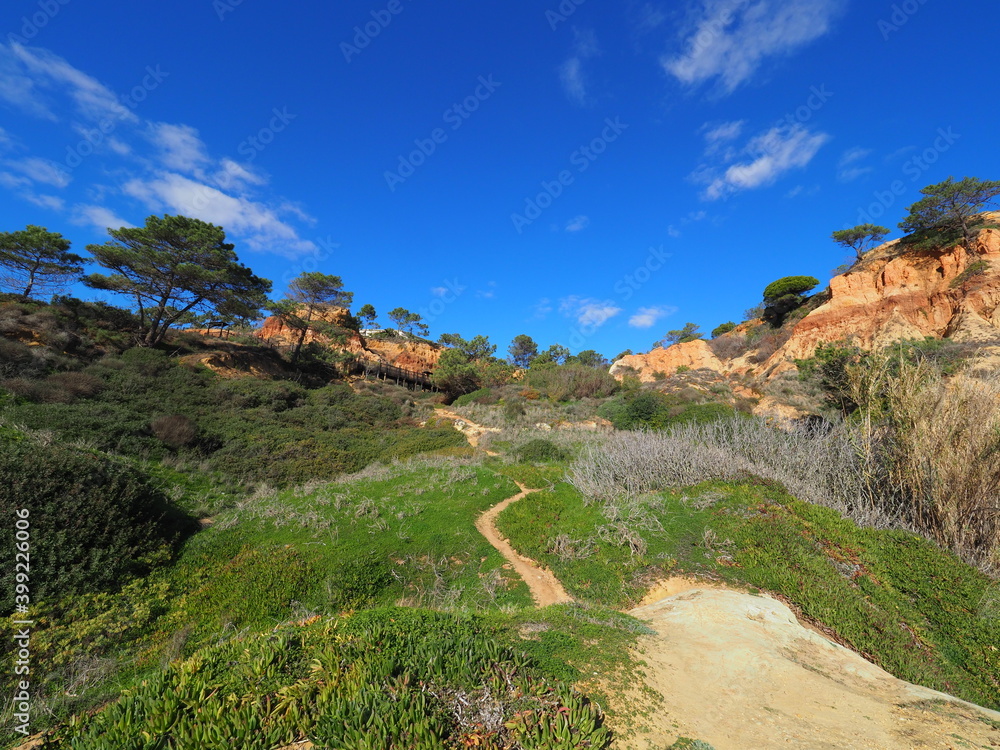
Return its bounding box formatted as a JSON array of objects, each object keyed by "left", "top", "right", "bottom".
[
  {"left": 6, "top": 42, "right": 137, "bottom": 124},
  {"left": 107, "top": 137, "right": 131, "bottom": 156},
  {"left": 0, "top": 172, "right": 30, "bottom": 190},
  {"left": 629, "top": 306, "right": 675, "bottom": 329},
  {"left": 149, "top": 122, "right": 210, "bottom": 174},
  {"left": 71, "top": 204, "right": 133, "bottom": 233},
  {"left": 122, "top": 172, "right": 316, "bottom": 257},
  {"left": 560, "top": 296, "right": 622, "bottom": 329},
  {"left": 667, "top": 225, "right": 681, "bottom": 238},
  {"left": 837, "top": 146, "right": 873, "bottom": 182},
  {"left": 25, "top": 193, "right": 65, "bottom": 211},
  {"left": 565, "top": 215, "right": 590, "bottom": 232},
  {"left": 0, "top": 42, "right": 318, "bottom": 260},
  {"left": 0, "top": 44, "right": 56, "bottom": 119},
  {"left": 663, "top": 0, "right": 843, "bottom": 94},
  {"left": 559, "top": 58, "right": 587, "bottom": 105},
  {"left": 431, "top": 286, "right": 448, "bottom": 297},
  {"left": 559, "top": 28, "right": 600, "bottom": 105},
  {"left": 703, "top": 119, "right": 745, "bottom": 146},
  {"left": 3, "top": 156, "right": 71, "bottom": 188},
  {"left": 532, "top": 298, "right": 554, "bottom": 320},
  {"left": 215, "top": 158, "right": 267, "bottom": 189},
  {"left": 698, "top": 123, "right": 829, "bottom": 201}
]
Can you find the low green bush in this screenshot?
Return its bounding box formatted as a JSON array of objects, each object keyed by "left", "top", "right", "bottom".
[
  {"left": 0, "top": 439, "right": 196, "bottom": 611},
  {"left": 599, "top": 391, "right": 740, "bottom": 431},
  {"left": 515, "top": 438, "right": 571, "bottom": 463},
  {"left": 453, "top": 387, "right": 497, "bottom": 406},
  {"left": 35, "top": 610, "right": 613, "bottom": 750}
]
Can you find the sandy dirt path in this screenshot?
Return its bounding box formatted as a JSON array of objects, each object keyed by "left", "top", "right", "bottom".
[
  {"left": 624, "top": 582, "right": 1000, "bottom": 750},
  {"left": 434, "top": 408, "right": 572, "bottom": 607},
  {"left": 434, "top": 408, "right": 501, "bottom": 453},
  {"left": 475, "top": 482, "right": 574, "bottom": 608}
]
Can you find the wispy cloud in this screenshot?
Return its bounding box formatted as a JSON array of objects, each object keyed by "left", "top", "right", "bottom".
[
  {"left": 25, "top": 193, "right": 65, "bottom": 211},
  {"left": 3, "top": 42, "right": 137, "bottom": 123},
  {"left": 122, "top": 172, "right": 316, "bottom": 257},
  {"left": 0, "top": 42, "right": 318, "bottom": 257},
  {"left": 559, "top": 28, "right": 600, "bottom": 106},
  {"left": 663, "top": 0, "right": 844, "bottom": 95},
  {"left": 531, "top": 298, "right": 554, "bottom": 321},
  {"left": 703, "top": 119, "right": 745, "bottom": 149},
  {"left": 695, "top": 123, "right": 829, "bottom": 201},
  {"left": 629, "top": 306, "right": 675, "bottom": 329},
  {"left": 72, "top": 204, "right": 134, "bottom": 233},
  {"left": 837, "top": 146, "right": 873, "bottom": 182},
  {"left": 565, "top": 215, "right": 590, "bottom": 232},
  {"left": 631, "top": 3, "right": 668, "bottom": 34},
  {"left": 148, "top": 122, "right": 211, "bottom": 174},
  {"left": 3, "top": 156, "right": 71, "bottom": 188},
  {"left": 560, "top": 295, "right": 622, "bottom": 328}
]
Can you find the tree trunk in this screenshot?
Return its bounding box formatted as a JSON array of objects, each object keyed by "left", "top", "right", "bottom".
[{"left": 290, "top": 306, "right": 314, "bottom": 366}]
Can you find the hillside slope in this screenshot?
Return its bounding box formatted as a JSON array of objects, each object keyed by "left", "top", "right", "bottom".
[{"left": 612, "top": 228, "right": 1000, "bottom": 384}]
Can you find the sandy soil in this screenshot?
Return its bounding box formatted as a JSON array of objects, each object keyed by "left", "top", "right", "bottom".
[
  {"left": 623, "top": 582, "right": 1000, "bottom": 750},
  {"left": 433, "top": 408, "right": 501, "bottom": 453}
]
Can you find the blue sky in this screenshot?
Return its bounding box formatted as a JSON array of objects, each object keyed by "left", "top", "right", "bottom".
[{"left": 1, "top": 0, "right": 997, "bottom": 358}]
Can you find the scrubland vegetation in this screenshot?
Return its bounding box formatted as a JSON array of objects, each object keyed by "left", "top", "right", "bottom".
[{"left": 4, "top": 195, "right": 1000, "bottom": 747}]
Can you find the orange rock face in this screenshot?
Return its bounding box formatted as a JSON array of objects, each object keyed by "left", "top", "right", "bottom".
[
  {"left": 611, "top": 228, "right": 1000, "bottom": 385},
  {"left": 610, "top": 339, "right": 725, "bottom": 382},
  {"left": 258, "top": 305, "right": 443, "bottom": 373},
  {"left": 759, "top": 229, "right": 1000, "bottom": 376}
]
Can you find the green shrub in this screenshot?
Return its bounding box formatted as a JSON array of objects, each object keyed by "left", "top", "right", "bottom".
[
  {"left": 453, "top": 387, "right": 496, "bottom": 406},
  {"left": 37, "top": 610, "right": 613, "bottom": 749},
  {"left": 601, "top": 392, "right": 740, "bottom": 431},
  {"left": 0, "top": 439, "right": 195, "bottom": 610},
  {"left": 763, "top": 275, "right": 820, "bottom": 301},
  {"left": 525, "top": 365, "right": 618, "bottom": 402},
  {"left": 711, "top": 322, "right": 736, "bottom": 338},
  {"left": 516, "top": 439, "right": 570, "bottom": 463}
]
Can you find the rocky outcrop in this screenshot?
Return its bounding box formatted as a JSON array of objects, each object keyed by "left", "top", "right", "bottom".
[
  {"left": 258, "top": 305, "right": 443, "bottom": 373},
  {"left": 758, "top": 228, "right": 1000, "bottom": 377},
  {"left": 611, "top": 227, "right": 1000, "bottom": 384},
  {"left": 610, "top": 339, "right": 725, "bottom": 382}
]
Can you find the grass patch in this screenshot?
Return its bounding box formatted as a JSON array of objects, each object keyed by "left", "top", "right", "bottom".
[
  {"left": 496, "top": 480, "right": 1000, "bottom": 710},
  {"left": 30, "top": 609, "right": 619, "bottom": 749}
]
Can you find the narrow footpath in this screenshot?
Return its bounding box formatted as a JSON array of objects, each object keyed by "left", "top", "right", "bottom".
[{"left": 435, "top": 408, "right": 573, "bottom": 607}]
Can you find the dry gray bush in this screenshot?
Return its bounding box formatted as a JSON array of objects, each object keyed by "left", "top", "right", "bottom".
[
  {"left": 571, "top": 355, "right": 1000, "bottom": 575},
  {"left": 846, "top": 354, "right": 1000, "bottom": 573},
  {"left": 570, "top": 417, "right": 875, "bottom": 521}
]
